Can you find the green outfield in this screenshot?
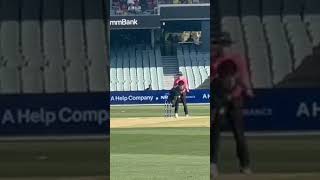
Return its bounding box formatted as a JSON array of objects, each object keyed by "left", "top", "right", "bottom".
[
  {"left": 0, "top": 140, "right": 108, "bottom": 179},
  {"left": 218, "top": 136, "right": 320, "bottom": 180},
  {"left": 111, "top": 105, "right": 210, "bottom": 180},
  {"left": 111, "top": 105, "right": 320, "bottom": 180}
]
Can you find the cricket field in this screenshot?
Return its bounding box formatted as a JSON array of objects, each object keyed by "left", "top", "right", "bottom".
[
  {"left": 111, "top": 105, "right": 320, "bottom": 180},
  {"left": 111, "top": 105, "right": 210, "bottom": 180},
  {"left": 2, "top": 104, "right": 320, "bottom": 180},
  {"left": 0, "top": 139, "right": 108, "bottom": 180}
]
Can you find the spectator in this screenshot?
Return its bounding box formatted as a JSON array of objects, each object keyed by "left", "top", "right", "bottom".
[
  {"left": 145, "top": 84, "right": 152, "bottom": 90},
  {"left": 191, "top": 31, "right": 201, "bottom": 45},
  {"left": 127, "top": 0, "right": 134, "bottom": 5},
  {"left": 140, "top": 0, "right": 147, "bottom": 12},
  {"left": 181, "top": 31, "right": 191, "bottom": 42},
  {"left": 112, "top": 0, "right": 155, "bottom": 15}
]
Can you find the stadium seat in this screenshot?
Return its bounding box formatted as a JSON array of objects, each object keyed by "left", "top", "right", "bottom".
[
  {"left": 307, "top": 23, "right": 320, "bottom": 46},
  {"left": 65, "top": 61, "right": 88, "bottom": 92},
  {"left": 269, "top": 44, "right": 292, "bottom": 84},
  {"left": 148, "top": 50, "right": 159, "bottom": 90},
  {"left": 199, "top": 66, "right": 208, "bottom": 82},
  {"left": 129, "top": 52, "right": 138, "bottom": 91},
  {"left": 142, "top": 50, "right": 151, "bottom": 88},
  {"left": 249, "top": 56, "right": 273, "bottom": 88},
  {"left": 43, "top": 0, "right": 65, "bottom": 66},
  {"left": 155, "top": 48, "right": 164, "bottom": 90},
  {"left": 110, "top": 67, "right": 117, "bottom": 85},
  {"left": 21, "top": 0, "right": 44, "bottom": 67},
  {"left": 88, "top": 65, "right": 108, "bottom": 92},
  {"left": 129, "top": 81, "right": 137, "bottom": 91},
  {"left": 110, "top": 43, "right": 208, "bottom": 91},
  {"left": 243, "top": 17, "right": 266, "bottom": 46},
  {"left": 43, "top": 64, "right": 66, "bottom": 93},
  {"left": 222, "top": 16, "right": 245, "bottom": 55},
  {"left": 242, "top": 16, "right": 261, "bottom": 26},
  {"left": 0, "top": 66, "right": 20, "bottom": 94},
  {"left": 136, "top": 50, "right": 144, "bottom": 91},
  {"left": 192, "top": 65, "right": 202, "bottom": 87},
  {"left": 204, "top": 53, "right": 210, "bottom": 74},
  {"left": 84, "top": 0, "right": 107, "bottom": 68},
  {"left": 0, "top": 0, "right": 22, "bottom": 68},
  {"left": 21, "top": 66, "right": 44, "bottom": 93},
  {"left": 110, "top": 82, "right": 116, "bottom": 92},
  {"left": 184, "top": 54, "right": 195, "bottom": 89},
  {"left": 64, "top": 0, "right": 86, "bottom": 63},
  {"left": 285, "top": 21, "right": 313, "bottom": 69},
  {"left": 110, "top": 49, "right": 117, "bottom": 88}
]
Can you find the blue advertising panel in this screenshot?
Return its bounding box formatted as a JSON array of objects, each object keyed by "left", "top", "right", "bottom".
[
  {"left": 220, "top": 89, "right": 320, "bottom": 131},
  {"left": 0, "top": 93, "right": 109, "bottom": 136},
  {"left": 110, "top": 90, "right": 210, "bottom": 105}
]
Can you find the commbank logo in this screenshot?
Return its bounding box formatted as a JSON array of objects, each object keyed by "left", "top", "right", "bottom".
[{"left": 110, "top": 19, "right": 138, "bottom": 26}]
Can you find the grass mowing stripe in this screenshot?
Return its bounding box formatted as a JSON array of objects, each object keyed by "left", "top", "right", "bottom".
[
  {"left": 220, "top": 136, "right": 320, "bottom": 173},
  {"left": 111, "top": 127, "right": 210, "bottom": 135},
  {"left": 0, "top": 141, "right": 108, "bottom": 177},
  {"left": 111, "top": 134, "right": 209, "bottom": 156},
  {"left": 111, "top": 105, "right": 209, "bottom": 118},
  {"left": 111, "top": 124, "right": 209, "bottom": 179},
  {"left": 111, "top": 154, "right": 209, "bottom": 180}
]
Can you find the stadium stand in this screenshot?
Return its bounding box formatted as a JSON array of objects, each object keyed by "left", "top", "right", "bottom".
[
  {"left": 158, "top": 0, "right": 209, "bottom": 3},
  {"left": 110, "top": 0, "right": 210, "bottom": 91},
  {"left": 111, "top": 0, "right": 158, "bottom": 15},
  {"left": 110, "top": 43, "right": 209, "bottom": 91},
  {"left": 0, "top": 0, "right": 108, "bottom": 94},
  {"left": 216, "top": 0, "right": 320, "bottom": 88}
]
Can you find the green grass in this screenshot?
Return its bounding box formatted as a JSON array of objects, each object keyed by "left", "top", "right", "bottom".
[
  {"left": 111, "top": 128, "right": 210, "bottom": 156},
  {"left": 0, "top": 140, "right": 109, "bottom": 177},
  {"left": 111, "top": 105, "right": 320, "bottom": 179},
  {"left": 111, "top": 105, "right": 210, "bottom": 118},
  {"left": 111, "top": 105, "right": 210, "bottom": 179},
  {"left": 219, "top": 136, "right": 320, "bottom": 174},
  {"left": 111, "top": 154, "right": 209, "bottom": 180},
  {"left": 111, "top": 127, "right": 210, "bottom": 180}
]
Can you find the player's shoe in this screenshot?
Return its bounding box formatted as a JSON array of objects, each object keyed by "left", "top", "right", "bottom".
[
  {"left": 240, "top": 167, "right": 252, "bottom": 175},
  {"left": 211, "top": 163, "right": 218, "bottom": 179},
  {"left": 185, "top": 114, "right": 189, "bottom": 118},
  {"left": 175, "top": 113, "right": 179, "bottom": 118}
]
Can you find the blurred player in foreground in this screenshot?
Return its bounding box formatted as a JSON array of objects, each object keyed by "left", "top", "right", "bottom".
[
  {"left": 173, "top": 71, "right": 190, "bottom": 118},
  {"left": 211, "top": 32, "right": 254, "bottom": 178}
]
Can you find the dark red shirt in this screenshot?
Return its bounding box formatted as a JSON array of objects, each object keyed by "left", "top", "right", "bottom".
[{"left": 212, "top": 53, "right": 252, "bottom": 98}]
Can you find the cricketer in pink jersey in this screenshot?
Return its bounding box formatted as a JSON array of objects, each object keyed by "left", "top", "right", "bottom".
[
  {"left": 211, "top": 32, "right": 253, "bottom": 179},
  {"left": 172, "top": 71, "right": 189, "bottom": 118}
]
